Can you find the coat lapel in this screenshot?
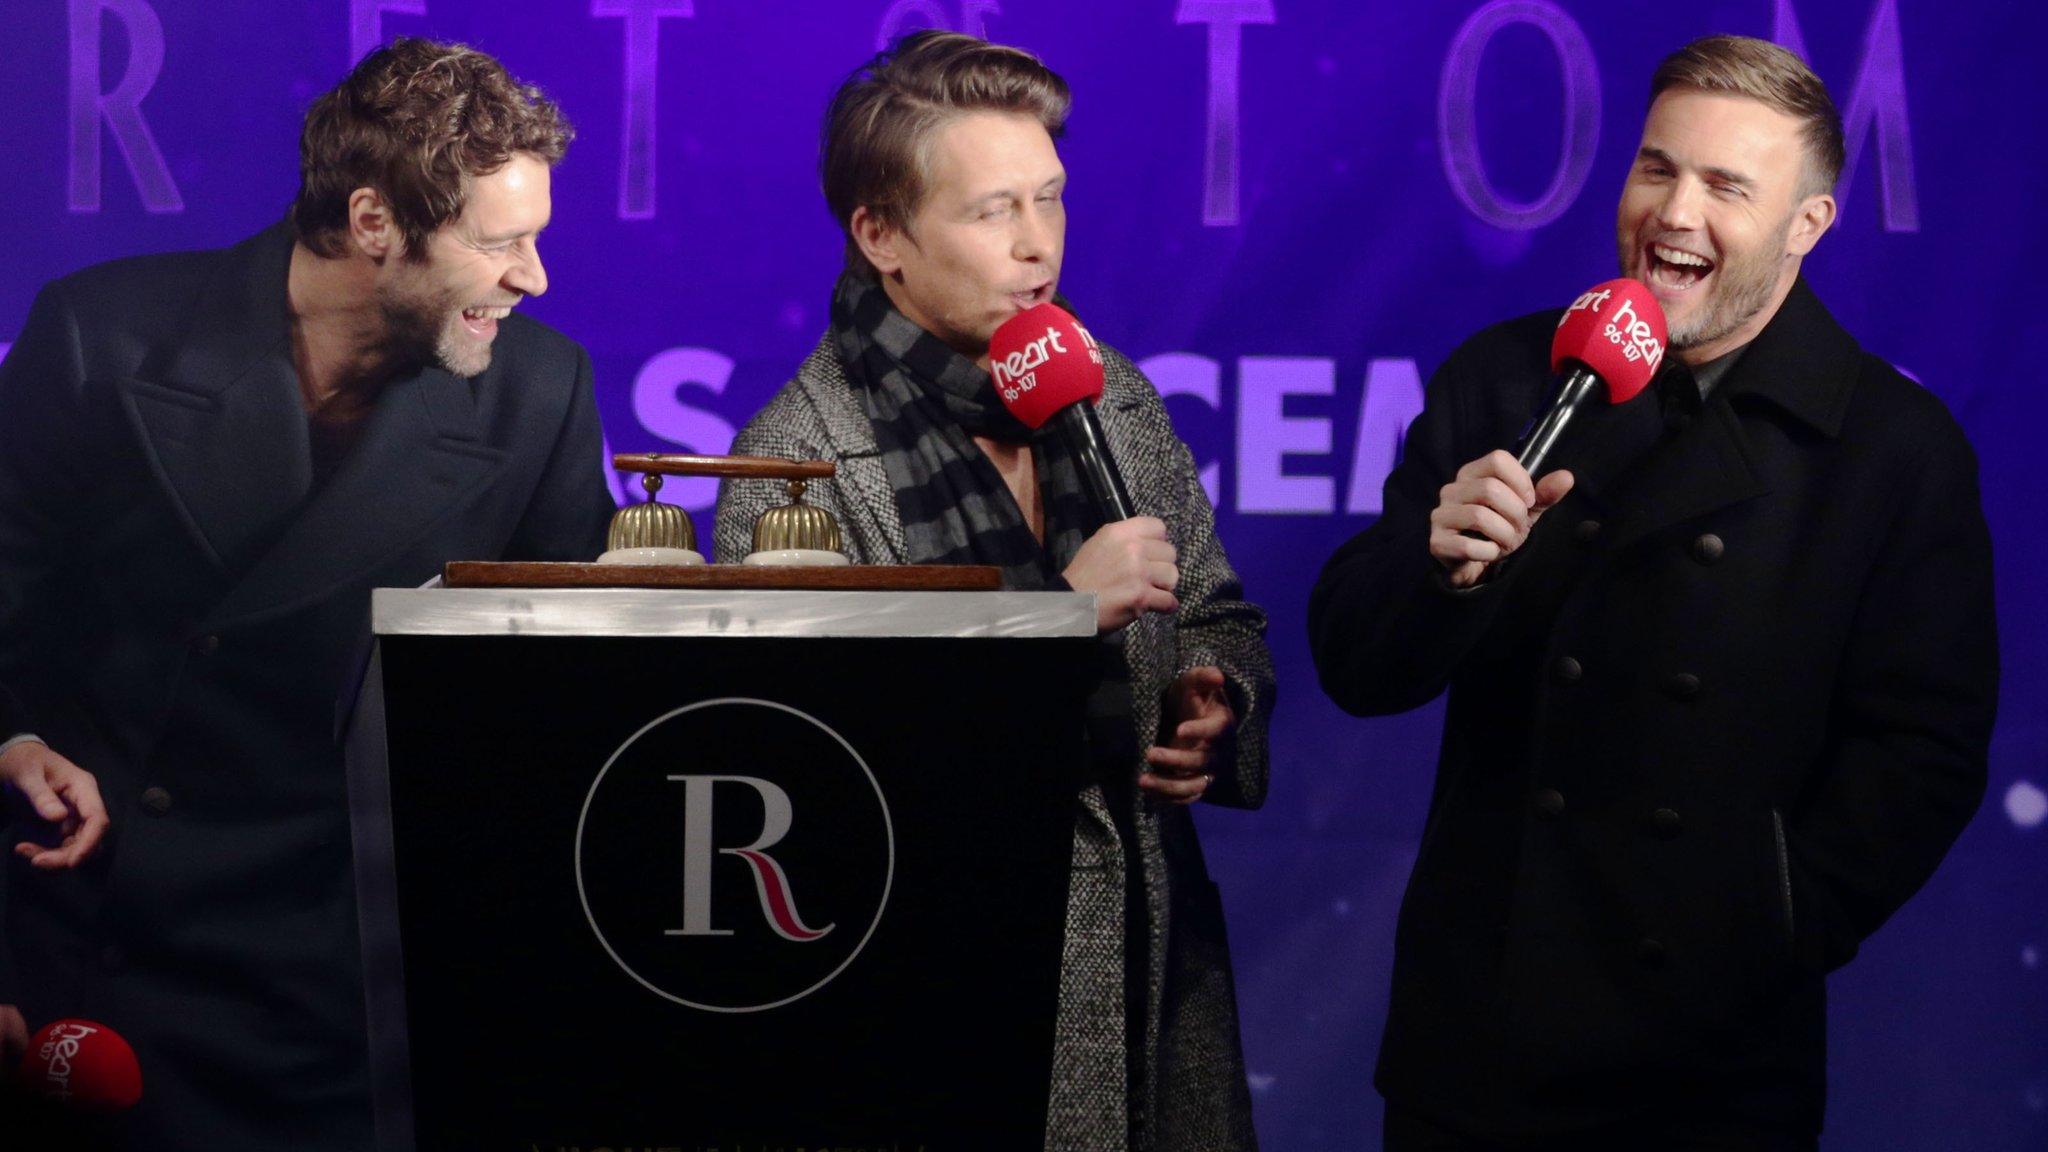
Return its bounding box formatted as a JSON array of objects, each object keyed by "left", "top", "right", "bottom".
[
  {"left": 203, "top": 364, "right": 503, "bottom": 630},
  {"left": 803, "top": 352, "right": 910, "bottom": 564},
  {"left": 832, "top": 453, "right": 908, "bottom": 565},
  {"left": 1575, "top": 278, "right": 1856, "bottom": 556},
  {"left": 114, "top": 224, "right": 310, "bottom": 577},
  {"left": 1592, "top": 400, "right": 1770, "bottom": 557},
  {"left": 107, "top": 221, "right": 507, "bottom": 629}
]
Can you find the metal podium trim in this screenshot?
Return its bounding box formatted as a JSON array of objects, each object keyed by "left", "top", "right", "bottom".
[{"left": 372, "top": 587, "right": 1095, "bottom": 638}]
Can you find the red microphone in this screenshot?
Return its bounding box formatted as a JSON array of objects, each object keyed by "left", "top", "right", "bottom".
[
  {"left": 989, "top": 302, "right": 1135, "bottom": 521},
  {"left": 1515, "top": 278, "right": 1669, "bottom": 476},
  {"left": 15, "top": 1018, "right": 142, "bottom": 1111}
]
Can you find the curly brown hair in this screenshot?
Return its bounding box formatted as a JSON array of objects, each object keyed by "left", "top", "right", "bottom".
[
  {"left": 822, "top": 31, "right": 1071, "bottom": 272},
  {"left": 293, "top": 38, "right": 573, "bottom": 261}
]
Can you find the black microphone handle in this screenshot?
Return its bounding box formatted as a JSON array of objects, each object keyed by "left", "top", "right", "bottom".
[
  {"left": 1515, "top": 364, "right": 1604, "bottom": 478},
  {"left": 1052, "top": 401, "right": 1136, "bottom": 522}
]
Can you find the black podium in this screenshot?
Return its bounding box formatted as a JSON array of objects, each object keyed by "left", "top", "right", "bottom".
[{"left": 346, "top": 586, "right": 1097, "bottom": 1152}]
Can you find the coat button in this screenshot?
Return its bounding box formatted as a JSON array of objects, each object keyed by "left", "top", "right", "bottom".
[
  {"left": 140, "top": 786, "right": 173, "bottom": 816},
  {"left": 1535, "top": 788, "right": 1566, "bottom": 819},
  {"left": 1553, "top": 656, "right": 1583, "bottom": 683},
  {"left": 191, "top": 634, "right": 221, "bottom": 656},
  {"left": 1637, "top": 937, "right": 1668, "bottom": 967},
  {"left": 1665, "top": 672, "right": 1701, "bottom": 700},
  {"left": 1574, "top": 519, "right": 1602, "bottom": 544},
  {"left": 1690, "top": 533, "right": 1725, "bottom": 565},
  {"left": 1651, "top": 808, "right": 1682, "bottom": 839}
]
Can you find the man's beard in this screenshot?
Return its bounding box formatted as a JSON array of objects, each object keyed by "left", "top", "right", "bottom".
[
  {"left": 1626, "top": 214, "right": 1793, "bottom": 354},
  {"left": 378, "top": 282, "right": 492, "bottom": 379}
]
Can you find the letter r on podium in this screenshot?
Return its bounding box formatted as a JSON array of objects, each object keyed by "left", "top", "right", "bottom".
[{"left": 666, "top": 775, "right": 835, "bottom": 943}]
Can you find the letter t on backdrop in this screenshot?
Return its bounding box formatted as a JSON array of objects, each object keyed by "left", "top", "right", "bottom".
[
  {"left": 594, "top": 0, "right": 696, "bottom": 220},
  {"left": 1177, "top": 0, "right": 1275, "bottom": 227}
]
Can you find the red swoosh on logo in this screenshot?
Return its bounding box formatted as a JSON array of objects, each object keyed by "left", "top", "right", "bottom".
[{"left": 732, "top": 848, "right": 835, "bottom": 942}]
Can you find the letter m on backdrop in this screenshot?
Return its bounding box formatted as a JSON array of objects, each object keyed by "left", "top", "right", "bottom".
[{"left": 1774, "top": 0, "right": 1918, "bottom": 232}]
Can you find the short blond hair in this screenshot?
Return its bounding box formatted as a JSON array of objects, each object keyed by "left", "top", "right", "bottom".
[
  {"left": 1651, "top": 35, "right": 1844, "bottom": 198},
  {"left": 821, "top": 31, "right": 1071, "bottom": 271}
]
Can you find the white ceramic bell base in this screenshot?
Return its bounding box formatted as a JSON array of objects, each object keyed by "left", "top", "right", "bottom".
[
  {"left": 595, "top": 547, "right": 705, "bottom": 566},
  {"left": 741, "top": 549, "right": 850, "bottom": 567}
]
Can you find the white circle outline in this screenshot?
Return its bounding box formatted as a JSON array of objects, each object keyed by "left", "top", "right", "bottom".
[{"left": 574, "top": 697, "right": 896, "bottom": 1013}]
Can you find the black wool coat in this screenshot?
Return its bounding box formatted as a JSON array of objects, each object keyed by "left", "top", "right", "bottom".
[
  {"left": 1308, "top": 280, "right": 1997, "bottom": 1138},
  {"left": 0, "top": 223, "right": 613, "bottom": 1150}
]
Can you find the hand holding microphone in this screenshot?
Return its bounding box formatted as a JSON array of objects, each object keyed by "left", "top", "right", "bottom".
[
  {"left": 1432, "top": 279, "right": 1667, "bottom": 587},
  {"left": 1063, "top": 517, "right": 1179, "bottom": 632},
  {"left": 1431, "top": 450, "right": 1577, "bottom": 588},
  {"left": 990, "top": 303, "right": 1174, "bottom": 633},
  {"left": 1, "top": 1004, "right": 26, "bottom": 1067}
]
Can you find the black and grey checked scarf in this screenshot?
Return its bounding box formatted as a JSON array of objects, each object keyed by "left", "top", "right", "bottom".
[
  {"left": 828, "top": 268, "right": 1102, "bottom": 582},
  {"left": 829, "top": 266, "right": 1144, "bottom": 775},
  {"left": 832, "top": 269, "right": 1158, "bottom": 1112}
]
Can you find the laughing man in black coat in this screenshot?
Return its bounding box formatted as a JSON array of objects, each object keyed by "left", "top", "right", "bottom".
[
  {"left": 0, "top": 41, "right": 611, "bottom": 1149},
  {"left": 1309, "top": 36, "right": 1997, "bottom": 1151}
]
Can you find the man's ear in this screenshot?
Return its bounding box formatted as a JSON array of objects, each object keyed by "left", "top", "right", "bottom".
[
  {"left": 1786, "top": 190, "right": 1837, "bottom": 257},
  {"left": 850, "top": 206, "right": 910, "bottom": 276},
  {"left": 347, "top": 188, "right": 401, "bottom": 261}
]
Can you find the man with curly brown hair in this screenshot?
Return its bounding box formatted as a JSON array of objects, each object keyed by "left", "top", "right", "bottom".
[{"left": 0, "top": 39, "right": 611, "bottom": 1149}]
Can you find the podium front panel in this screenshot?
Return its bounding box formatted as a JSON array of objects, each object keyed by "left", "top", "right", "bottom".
[{"left": 349, "top": 589, "right": 1097, "bottom": 1152}]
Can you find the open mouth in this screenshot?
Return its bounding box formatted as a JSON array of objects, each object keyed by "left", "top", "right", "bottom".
[
  {"left": 1645, "top": 242, "right": 1714, "bottom": 293},
  {"left": 461, "top": 304, "right": 512, "bottom": 337},
  {"left": 1008, "top": 283, "right": 1054, "bottom": 310}
]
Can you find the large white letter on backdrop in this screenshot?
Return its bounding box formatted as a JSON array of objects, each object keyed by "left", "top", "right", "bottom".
[
  {"left": 595, "top": 0, "right": 696, "bottom": 220},
  {"left": 1344, "top": 358, "right": 1424, "bottom": 516},
  {"left": 69, "top": 0, "right": 181, "bottom": 213},
  {"left": 629, "top": 347, "right": 738, "bottom": 510},
  {"left": 1437, "top": 0, "right": 1599, "bottom": 231},
  {"left": 1773, "top": 0, "right": 1918, "bottom": 232},
  {"left": 875, "top": 0, "right": 1001, "bottom": 49},
  {"left": 1238, "top": 356, "right": 1334, "bottom": 515},
  {"left": 349, "top": 0, "right": 425, "bottom": 66},
  {"left": 1177, "top": 0, "right": 1276, "bottom": 227}
]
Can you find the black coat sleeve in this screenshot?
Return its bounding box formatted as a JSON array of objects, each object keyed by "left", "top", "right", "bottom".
[
  {"left": 1140, "top": 386, "right": 1273, "bottom": 812},
  {"left": 0, "top": 285, "right": 91, "bottom": 745},
  {"left": 0, "top": 284, "right": 97, "bottom": 1004},
  {"left": 1783, "top": 414, "right": 1997, "bottom": 974},
  {"left": 1307, "top": 333, "right": 1526, "bottom": 716}
]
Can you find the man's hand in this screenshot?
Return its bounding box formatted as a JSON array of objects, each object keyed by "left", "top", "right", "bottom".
[
  {"left": 1428, "top": 449, "right": 1575, "bottom": 588},
  {"left": 2, "top": 740, "right": 109, "bottom": 870},
  {"left": 1062, "top": 516, "right": 1179, "bottom": 633},
  {"left": 1140, "top": 666, "right": 1236, "bottom": 805},
  {"left": 1, "top": 1004, "right": 27, "bottom": 1067}
]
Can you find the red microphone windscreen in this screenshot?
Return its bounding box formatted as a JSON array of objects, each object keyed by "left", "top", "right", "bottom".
[
  {"left": 989, "top": 303, "right": 1105, "bottom": 430},
  {"left": 18, "top": 1019, "right": 142, "bottom": 1111},
  {"left": 1551, "top": 278, "right": 1668, "bottom": 403}
]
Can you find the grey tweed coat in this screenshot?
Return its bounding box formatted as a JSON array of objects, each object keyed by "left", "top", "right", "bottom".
[{"left": 715, "top": 337, "right": 1272, "bottom": 1151}]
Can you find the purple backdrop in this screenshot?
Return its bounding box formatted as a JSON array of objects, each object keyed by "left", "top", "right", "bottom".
[{"left": 2, "top": 2, "right": 2041, "bottom": 1147}]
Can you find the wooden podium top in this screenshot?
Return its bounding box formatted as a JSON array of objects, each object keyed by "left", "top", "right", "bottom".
[{"left": 443, "top": 561, "right": 1002, "bottom": 592}]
